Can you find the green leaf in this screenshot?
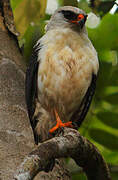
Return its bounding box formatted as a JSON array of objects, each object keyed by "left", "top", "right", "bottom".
[
  {"left": 63, "top": 0, "right": 78, "bottom": 6},
  {"left": 104, "top": 93, "right": 118, "bottom": 105},
  {"left": 10, "top": 0, "right": 23, "bottom": 10},
  {"left": 111, "top": 172, "right": 118, "bottom": 180},
  {"left": 88, "top": 13, "right": 118, "bottom": 51},
  {"left": 13, "top": 0, "right": 47, "bottom": 37},
  {"left": 98, "top": 50, "right": 118, "bottom": 64},
  {"left": 72, "top": 173, "right": 86, "bottom": 180},
  {"left": 97, "top": 112, "right": 118, "bottom": 129},
  {"left": 88, "top": 128, "right": 118, "bottom": 151},
  {"left": 110, "top": 68, "right": 118, "bottom": 86},
  {"left": 21, "top": 23, "right": 42, "bottom": 62},
  {"left": 103, "top": 151, "right": 118, "bottom": 164},
  {"left": 95, "top": 61, "right": 112, "bottom": 97}
]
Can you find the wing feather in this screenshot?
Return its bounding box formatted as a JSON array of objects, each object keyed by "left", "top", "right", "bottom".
[
  {"left": 71, "top": 74, "right": 97, "bottom": 128},
  {"left": 25, "top": 43, "right": 41, "bottom": 143}
]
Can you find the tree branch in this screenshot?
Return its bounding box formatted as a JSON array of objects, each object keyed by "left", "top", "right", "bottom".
[
  {"left": 13, "top": 128, "right": 111, "bottom": 180},
  {"left": 0, "top": 0, "right": 19, "bottom": 36}
]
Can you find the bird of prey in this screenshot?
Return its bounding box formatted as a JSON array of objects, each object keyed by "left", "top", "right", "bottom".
[{"left": 25, "top": 6, "right": 99, "bottom": 145}]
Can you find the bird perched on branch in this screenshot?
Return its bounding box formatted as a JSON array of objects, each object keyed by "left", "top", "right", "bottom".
[{"left": 25, "top": 6, "right": 99, "bottom": 145}]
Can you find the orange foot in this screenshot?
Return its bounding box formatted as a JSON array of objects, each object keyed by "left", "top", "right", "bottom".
[{"left": 49, "top": 109, "right": 73, "bottom": 133}]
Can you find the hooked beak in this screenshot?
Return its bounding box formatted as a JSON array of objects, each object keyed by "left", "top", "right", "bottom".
[
  {"left": 79, "top": 15, "right": 88, "bottom": 28},
  {"left": 71, "top": 14, "right": 88, "bottom": 28}
]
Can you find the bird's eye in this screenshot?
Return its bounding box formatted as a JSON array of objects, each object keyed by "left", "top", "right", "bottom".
[{"left": 60, "top": 10, "right": 78, "bottom": 21}]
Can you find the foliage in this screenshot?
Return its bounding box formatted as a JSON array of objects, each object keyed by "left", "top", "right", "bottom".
[{"left": 10, "top": 0, "right": 118, "bottom": 179}]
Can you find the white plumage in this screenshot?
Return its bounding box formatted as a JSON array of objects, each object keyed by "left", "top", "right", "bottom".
[
  {"left": 25, "top": 6, "right": 99, "bottom": 144},
  {"left": 37, "top": 27, "right": 98, "bottom": 121}
]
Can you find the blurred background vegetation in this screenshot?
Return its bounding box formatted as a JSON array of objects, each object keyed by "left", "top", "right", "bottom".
[{"left": 10, "top": 0, "right": 118, "bottom": 179}]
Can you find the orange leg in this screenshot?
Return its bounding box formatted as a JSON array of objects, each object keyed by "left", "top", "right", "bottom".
[{"left": 49, "top": 109, "right": 73, "bottom": 133}]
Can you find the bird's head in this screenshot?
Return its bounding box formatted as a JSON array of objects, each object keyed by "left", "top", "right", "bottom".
[{"left": 46, "top": 6, "right": 88, "bottom": 32}]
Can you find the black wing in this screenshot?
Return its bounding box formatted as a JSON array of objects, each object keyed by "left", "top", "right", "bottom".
[
  {"left": 71, "top": 74, "right": 97, "bottom": 128},
  {"left": 25, "top": 43, "right": 41, "bottom": 144}
]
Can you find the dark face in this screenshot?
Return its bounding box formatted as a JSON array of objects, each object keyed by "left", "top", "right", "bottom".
[{"left": 60, "top": 10, "right": 87, "bottom": 29}]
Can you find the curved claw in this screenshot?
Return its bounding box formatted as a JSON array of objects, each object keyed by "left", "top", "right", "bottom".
[{"left": 49, "top": 109, "right": 73, "bottom": 133}]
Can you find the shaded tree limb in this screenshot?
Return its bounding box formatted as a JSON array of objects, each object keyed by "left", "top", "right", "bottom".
[
  {"left": 13, "top": 128, "right": 111, "bottom": 180},
  {"left": 0, "top": 0, "right": 19, "bottom": 37}
]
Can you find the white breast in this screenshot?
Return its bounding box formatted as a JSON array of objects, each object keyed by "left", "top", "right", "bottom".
[{"left": 37, "top": 28, "right": 99, "bottom": 118}]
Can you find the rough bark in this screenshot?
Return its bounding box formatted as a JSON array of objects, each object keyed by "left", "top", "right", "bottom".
[
  {"left": 0, "top": 1, "right": 111, "bottom": 180},
  {"left": 13, "top": 128, "right": 111, "bottom": 180},
  {"left": 0, "top": 1, "right": 69, "bottom": 180}
]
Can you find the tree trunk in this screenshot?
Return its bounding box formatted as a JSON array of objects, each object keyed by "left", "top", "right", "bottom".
[{"left": 0, "top": 1, "right": 69, "bottom": 179}]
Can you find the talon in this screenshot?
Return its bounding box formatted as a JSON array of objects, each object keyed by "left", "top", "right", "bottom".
[{"left": 49, "top": 109, "right": 73, "bottom": 134}]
